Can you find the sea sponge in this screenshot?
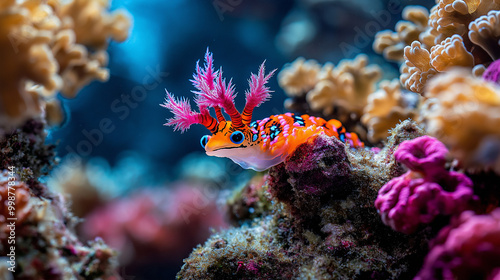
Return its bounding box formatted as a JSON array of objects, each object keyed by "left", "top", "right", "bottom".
[
  {"left": 361, "top": 79, "right": 419, "bottom": 142},
  {"left": 0, "top": 0, "right": 131, "bottom": 128},
  {"left": 416, "top": 209, "right": 500, "bottom": 280},
  {"left": 373, "top": 6, "right": 432, "bottom": 62},
  {"left": 420, "top": 69, "right": 500, "bottom": 173}
]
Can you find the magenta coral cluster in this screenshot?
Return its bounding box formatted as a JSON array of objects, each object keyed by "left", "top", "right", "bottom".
[
  {"left": 375, "top": 136, "right": 476, "bottom": 234},
  {"left": 483, "top": 59, "right": 500, "bottom": 84},
  {"left": 416, "top": 209, "right": 500, "bottom": 280},
  {"left": 82, "top": 184, "right": 227, "bottom": 264}
]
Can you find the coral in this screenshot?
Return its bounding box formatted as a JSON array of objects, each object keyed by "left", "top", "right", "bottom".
[
  {"left": 279, "top": 54, "right": 381, "bottom": 137},
  {"left": 177, "top": 217, "right": 298, "bottom": 280},
  {"left": 0, "top": 0, "right": 131, "bottom": 128},
  {"left": 400, "top": 35, "right": 474, "bottom": 94},
  {"left": 400, "top": 41, "right": 438, "bottom": 94},
  {"left": 82, "top": 184, "right": 227, "bottom": 265},
  {"left": 375, "top": 136, "right": 477, "bottom": 234},
  {"left": 0, "top": 119, "right": 57, "bottom": 183},
  {"left": 420, "top": 69, "right": 500, "bottom": 173},
  {"left": 0, "top": 171, "right": 31, "bottom": 226},
  {"left": 483, "top": 58, "right": 500, "bottom": 83},
  {"left": 361, "top": 79, "right": 419, "bottom": 142},
  {"left": 416, "top": 209, "right": 500, "bottom": 280},
  {"left": 376, "top": 1, "right": 500, "bottom": 94},
  {"left": 277, "top": 57, "right": 320, "bottom": 96},
  {"left": 469, "top": 10, "right": 500, "bottom": 61},
  {"left": 0, "top": 173, "right": 119, "bottom": 279},
  {"left": 306, "top": 54, "right": 381, "bottom": 117},
  {"left": 373, "top": 6, "right": 432, "bottom": 62},
  {"left": 428, "top": 0, "right": 500, "bottom": 45},
  {"left": 430, "top": 34, "right": 474, "bottom": 71},
  {"left": 225, "top": 174, "right": 274, "bottom": 225}
]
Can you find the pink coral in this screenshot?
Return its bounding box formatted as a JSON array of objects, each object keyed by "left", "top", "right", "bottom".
[
  {"left": 375, "top": 136, "right": 476, "bottom": 234},
  {"left": 483, "top": 59, "right": 500, "bottom": 84},
  {"left": 394, "top": 135, "right": 448, "bottom": 178},
  {"left": 82, "top": 184, "right": 227, "bottom": 264},
  {"left": 416, "top": 209, "right": 500, "bottom": 280}
]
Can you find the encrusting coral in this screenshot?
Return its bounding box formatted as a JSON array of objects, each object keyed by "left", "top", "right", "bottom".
[
  {"left": 374, "top": 0, "right": 500, "bottom": 94},
  {"left": 361, "top": 79, "right": 419, "bottom": 142},
  {"left": 0, "top": 0, "right": 131, "bottom": 128},
  {"left": 419, "top": 69, "right": 500, "bottom": 174},
  {"left": 0, "top": 119, "right": 57, "bottom": 185},
  {"left": 415, "top": 209, "right": 500, "bottom": 280},
  {"left": 0, "top": 172, "right": 120, "bottom": 279},
  {"left": 375, "top": 136, "right": 477, "bottom": 234}
]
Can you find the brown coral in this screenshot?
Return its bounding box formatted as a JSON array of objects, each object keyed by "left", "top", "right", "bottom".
[
  {"left": 400, "top": 41, "right": 438, "bottom": 94},
  {"left": 278, "top": 57, "right": 320, "bottom": 97},
  {"left": 0, "top": 0, "right": 131, "bottom": 128},
  {"left": 428, "top": 0, "right": 500, "bottom": 45},
  {"left": 305, "top": 54, "right": 382, "bottom": 117},
  {"left": 420, "top": 69, "right": 500, "bottom": 173},
  {"left": 373, "top": 6, "right": 432, "bottom": 62},
  {"left": 376, "top": 0, "right": 500, "bottom": 94},
  {"left": 362, "top": 79, "right": 419, "bottom": 143},
  {"left": 469, "top": 10, "right": 500, "bottom": 60}
]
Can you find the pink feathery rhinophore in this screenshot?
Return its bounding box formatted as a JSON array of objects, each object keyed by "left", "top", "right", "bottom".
[
  {"left": 161, "top": 90, "right": 218, "bottom": 133},
  {"left": 191, "top": 49, "right": 218, "bottom": 112},
  {"left": 242, "top": 62, "right": 276, "bottom": 125}
]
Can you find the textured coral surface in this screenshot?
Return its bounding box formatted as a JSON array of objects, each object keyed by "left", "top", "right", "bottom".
[{"left": 0, "top": 0, "right": 131, "bottom": 128}]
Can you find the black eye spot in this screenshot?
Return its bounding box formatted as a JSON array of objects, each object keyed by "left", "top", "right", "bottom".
[
  {"left": 230, "top": 131, "right": 245, "bottom": 144},
  {"left": 200, "top": 135, "right": 210, "bottom": 148}
]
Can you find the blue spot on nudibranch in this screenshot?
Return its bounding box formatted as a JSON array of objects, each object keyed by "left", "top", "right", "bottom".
[
  {"left": 252, "top": 134, "right": 258, "bottom": 141},
  {"left": 339, "top": 133, "right": 345, "bottom": 143}
]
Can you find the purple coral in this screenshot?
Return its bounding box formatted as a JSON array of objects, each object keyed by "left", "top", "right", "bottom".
[
  {"left": 416, "top": 209, "right": 500, "bottom": 280},
  {"left": 394, "top": 135, "right": 448, "bottom": 178},
  {"left": 375, "top": 136, "right": 476, "bottom": 234},
  {"left": 483, "top": 59, "right": 500, "bottom": 84}
]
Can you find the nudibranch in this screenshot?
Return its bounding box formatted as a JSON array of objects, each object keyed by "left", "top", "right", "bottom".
[{"left": 161, "top": 50, "right": 364, "bottom": 171}]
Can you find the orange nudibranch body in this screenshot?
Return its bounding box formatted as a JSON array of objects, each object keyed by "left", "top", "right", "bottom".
[{"left": 203, "top": 113, "right": 363, "bottom": 171}]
